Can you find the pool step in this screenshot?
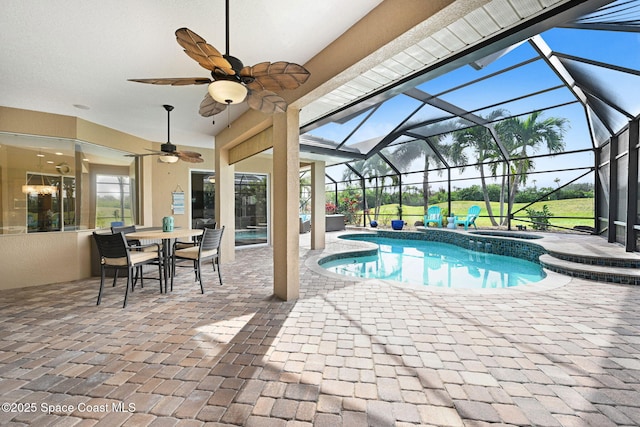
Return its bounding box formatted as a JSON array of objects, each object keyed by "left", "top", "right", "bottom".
[
  {"left": 539, "top": 254, "right": 640, "bottom": 285},
  {"left": 545, "top": 250, "right": 640, "bottom": 269}
]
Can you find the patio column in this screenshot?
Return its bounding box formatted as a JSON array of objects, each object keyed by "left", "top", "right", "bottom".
[
  {"left": 273, "top": 108, "right": 300, "bottom": 300},
  {"left": 311, "top": 161, "right": 326, "bottom": 249},
  {"left": 215, "top": 145, "right": 235, "bottom": 262}
]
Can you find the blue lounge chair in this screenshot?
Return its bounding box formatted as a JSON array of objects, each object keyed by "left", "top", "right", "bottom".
[
  {"left": 454, "top": 205, "right": 481, "bottom": 230},
  {"left": 423, "top": 206, "right": 442, "bottom": 228}
]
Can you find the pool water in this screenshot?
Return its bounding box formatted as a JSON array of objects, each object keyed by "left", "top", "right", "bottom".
[
  {"left": 235, "top": 229, "right": 268, "bottom": 246},
  {"left": 321, "top": 236, "right": 545, "bottom": 289}
]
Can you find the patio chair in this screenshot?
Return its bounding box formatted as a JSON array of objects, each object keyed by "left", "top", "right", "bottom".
[
  {"left": 112, "top": 224, "right": 162, "bottom": 278},
  {"left": 423, "top": 206, "right": 443, "bottom": 228},
  {"left": 172, "top": 226, "right": 225, "bottom": 293},
  {"left": 175, "top": 222, "right": 216, "bottom": 249},
  {"left": 173, "top": 222, "right": 217, "bottom": 278},
  {"left": 454, "top": 205, "right": 481, "bottom": 230},
  {"left": 93, "top": 231, "right": 163, "bottom": 308}
]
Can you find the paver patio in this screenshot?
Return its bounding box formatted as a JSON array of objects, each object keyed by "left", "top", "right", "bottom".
[{"left": 0, "top": 231, "right": 639, "bottom": 426}]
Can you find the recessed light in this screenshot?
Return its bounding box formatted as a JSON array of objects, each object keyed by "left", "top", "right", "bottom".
[
  {"left": 73, "top": 104, "right": 90, "bottom": 110},
  {"left": 55, "top": 152, "right": 63, "bottom": 156}
]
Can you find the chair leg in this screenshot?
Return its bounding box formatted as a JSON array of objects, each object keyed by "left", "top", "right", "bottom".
[
  {"left": 216, "top": 257, "right": 222, "bottom": 286},
  {"left": 158, "top": 259, "right": 164, "bottom": 294},
  {"left": 197, "top": 260, "right": 204, "bottom": 294},
  {"left": 123, "top": 268, "right": 132, "bottom": 308},
  {"left": 112, "top": 270, "right": 118, "bottom": 287},
  {"left": 171, "top": 255, "right": 176, "bottom": 292},
  {"left": 97, "top": 267, "right": 106, "bottom": 305}
]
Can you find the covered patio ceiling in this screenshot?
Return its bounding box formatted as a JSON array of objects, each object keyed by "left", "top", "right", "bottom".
[{"left": 299, "top": 0, "right": 639, "bottom": 174}]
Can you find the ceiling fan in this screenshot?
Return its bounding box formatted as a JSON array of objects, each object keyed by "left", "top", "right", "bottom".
[
  {"left": 126, "top": 105, "right": 204, "bottom": 163},
  {"left": 128, "top": 0, "right": 311, "bottom": 119}
]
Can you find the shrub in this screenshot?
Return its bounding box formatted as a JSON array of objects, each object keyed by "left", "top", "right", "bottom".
[{"left": 526, "top": 204, "right": 553, "bottom": 230}]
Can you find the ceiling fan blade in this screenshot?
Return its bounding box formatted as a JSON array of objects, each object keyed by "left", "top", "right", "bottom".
[
  {"left": 128, "top": 77, "right": 212, "bottom": 86},
  {"left": 247, "top": 90, "right": 287, "bottom": 114},
  {"left": 241, "top": 62, "right": 310, "bottom": 92},
  {"left": 199, "top": 93, "right": 228, "bottom": 117},
  {"left": 175, "top": 28, "right": 235, "bottom": 75},
  {"left": 177, "top": 151, "right": 204, "bottom": 163}
]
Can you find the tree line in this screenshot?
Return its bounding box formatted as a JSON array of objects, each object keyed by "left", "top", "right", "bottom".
[{"left": 341, "top": 110, "right": 572, "bottom": 226}]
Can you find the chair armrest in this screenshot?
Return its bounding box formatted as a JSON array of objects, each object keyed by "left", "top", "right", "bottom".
[
  {"left": 174, "top": 240, "right": 198, "bottom": 250},
  {"left": 131, "top": 242, "right": 161, "bottom": 252}
]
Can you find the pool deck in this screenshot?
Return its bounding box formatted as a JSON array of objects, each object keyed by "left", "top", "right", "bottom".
[{"left": 1, "top": 229, "right": 639, "bottom": 425}]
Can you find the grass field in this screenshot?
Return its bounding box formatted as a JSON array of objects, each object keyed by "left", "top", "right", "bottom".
[{"left": 357, "top": 198, "right": 595, "bottom": 230}]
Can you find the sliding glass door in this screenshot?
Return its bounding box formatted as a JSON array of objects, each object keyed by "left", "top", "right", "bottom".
[{"left": 190, "top": 171, "right": 268, "bottom": 246}]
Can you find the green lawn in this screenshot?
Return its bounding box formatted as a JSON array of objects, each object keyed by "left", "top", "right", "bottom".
[
  {"left": 96, "top": 207, "right": 133, "bottom": 228},
  {"left": 358, "top": 198, "right": 595, "bottom": 230}
]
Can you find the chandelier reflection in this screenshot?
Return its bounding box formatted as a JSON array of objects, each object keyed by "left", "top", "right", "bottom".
[{"left": 22, "top": 152, "right": 58, "bottom": 195}]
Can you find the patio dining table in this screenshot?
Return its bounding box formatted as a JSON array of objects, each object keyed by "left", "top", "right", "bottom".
[{"left": 126, "top": 228, "right": 203, "bottom": 293}]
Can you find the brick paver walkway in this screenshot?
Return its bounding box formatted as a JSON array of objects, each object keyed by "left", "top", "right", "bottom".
[{"left": 0, "top": 232, "right": 639, "bottom": 426}]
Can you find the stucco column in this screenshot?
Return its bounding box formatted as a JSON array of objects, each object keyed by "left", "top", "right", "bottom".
[
  {"left": 215, "top": 145, "right": 235, "bottom": 262},
  {"left": 311, "top": 161, "right": 326, "bottom": 249},
  {"left": 272, "top": 108, "right": 300, "bottom": 300}
]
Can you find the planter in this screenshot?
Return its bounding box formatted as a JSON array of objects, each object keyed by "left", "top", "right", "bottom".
[
  {"left": 447, "top": 217, "right": 455, "bottom": 229},
  {"left": 391, "top": 219, "right": 404, "bottom": 230},
  {"left": 370, "top": 220, "right": 378, "bottom": 228}
]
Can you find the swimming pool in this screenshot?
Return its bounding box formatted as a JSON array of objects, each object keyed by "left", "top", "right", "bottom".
[{"left": 319, "top": 235, "right": 545, "bottom": 289}]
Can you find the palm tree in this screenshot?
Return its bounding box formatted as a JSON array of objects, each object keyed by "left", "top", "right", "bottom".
[
  {"left": 392, "top": 123, "right": 463, "bottom": 213},
  {"left": 450, "top": 110, "right": 507, "bottom": 226},
  {"left": 343, "top": 155, "right": 394, "bottom": 223},
  {"left": 496, "top": 111, "right": 568, "bottom": 208}
]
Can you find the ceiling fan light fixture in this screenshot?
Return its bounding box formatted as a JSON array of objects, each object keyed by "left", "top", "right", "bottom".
[
  {"left": 208, "top": 80, "right": 247, "bottom": 104},
  {"left": 159, "top": 154, "right": 179, "bottom": 163}
]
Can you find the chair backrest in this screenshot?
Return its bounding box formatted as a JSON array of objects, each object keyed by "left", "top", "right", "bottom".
[
  {"left": 200, "top": 226, "right": 225, "bottom": 253},
  {"left": 203, "top": 222, "right": 217, "bottom": 230},
  {"left": 467, "top": 205, "right": 481, "bottom": 219},
  {"left": 111, "top": 225, "right": 136, "bottom": 235},
  {"left": 426, "top": 206, "right": 441, "bottom": 218},
  {"left": 93, "top": 232, "right": 128, "bottom": 260}
]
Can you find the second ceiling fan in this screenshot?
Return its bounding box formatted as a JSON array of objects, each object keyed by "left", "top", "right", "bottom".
[
  {"left": 128, "top": 0, "right": 311, "bottom": 119},
  {"left": 127, "top": 105, "right": 204, "bottom": 163}
]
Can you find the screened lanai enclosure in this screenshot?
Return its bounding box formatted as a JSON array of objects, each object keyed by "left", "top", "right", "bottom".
[{"left": 298, "top": 0, "right": 640, "bottom": 252}]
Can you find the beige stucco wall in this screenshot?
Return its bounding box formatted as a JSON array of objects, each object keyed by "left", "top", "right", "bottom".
[{"left": 0, "top": 230, "right": 93, "bottom": 288}]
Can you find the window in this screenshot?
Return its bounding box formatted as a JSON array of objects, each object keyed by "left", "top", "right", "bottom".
[
  {"left": 0, "top": 132, "right": 136, "bottom": 234},
  {"left": 95, "top": 174, "right": 133, "bottom": 228}
]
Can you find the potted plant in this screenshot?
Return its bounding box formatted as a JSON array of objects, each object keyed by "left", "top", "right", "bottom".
[{"left": 391, "top": 205, "right": 404, "bottom": 230}]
